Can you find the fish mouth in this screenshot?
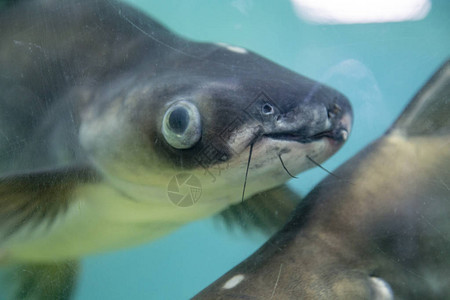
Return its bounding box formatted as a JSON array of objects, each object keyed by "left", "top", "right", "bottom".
[
  {"left": 263, "top": 127, "right": 349, "bottom": 144},
  {"left": 258, "top": 106, "right": 353, "bottom": 147}
]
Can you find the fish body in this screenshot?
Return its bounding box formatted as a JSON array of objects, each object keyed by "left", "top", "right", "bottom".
[
  {"left": 194, "top": 61, "right": 450, "bottom": 299},
  {"left": 0, "top": 1, "right": 351, "bottom": 297}
]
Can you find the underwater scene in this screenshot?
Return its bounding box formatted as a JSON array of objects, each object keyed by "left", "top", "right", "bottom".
[{"left": 0, "top": 0, "right": 449, "bottom": 299}]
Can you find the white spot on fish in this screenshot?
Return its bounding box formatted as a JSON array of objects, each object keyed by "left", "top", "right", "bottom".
[
  {"left": 369, "top": 277, "right": 394, "bottom": 300},
  {"left": 222, "top": 274, "right": 245, "bottom": 289},
  {"left": 216, "top": 42, "right": 248, "bottom": 54}
]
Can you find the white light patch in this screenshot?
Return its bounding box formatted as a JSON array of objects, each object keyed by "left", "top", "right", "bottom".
[
  {"left": 217, "top": 42, "right": 248, "bottom": 54},
  {"left": 231, "top": 0, "right": 253, "bottom": 15},
  {"left": 291, "top": 0, "right": 431, "bottom": 24},
  {"left": 222, "top": 274, "right": 245, "bottom": 289}
]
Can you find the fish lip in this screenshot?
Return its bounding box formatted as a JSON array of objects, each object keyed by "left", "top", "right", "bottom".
[
  {"left": 262, "top": 111, "right": 353, "bottom": 145},
  {"left": 263, "top": 127, "right": 349, "bottom": 144}
]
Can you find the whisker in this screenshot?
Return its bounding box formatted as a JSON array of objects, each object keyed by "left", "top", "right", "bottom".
[
  {"left": 278, "top": 154, "right": 298, "bottom": 179},
  {"left": 241, "top": 143, "right": 254, "bottom": 203},
  {"left": 306, "top": 155, "right": 340, "bottom": 179}
]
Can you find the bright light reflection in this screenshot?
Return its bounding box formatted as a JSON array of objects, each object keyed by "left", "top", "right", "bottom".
[{"left": 291, "top": 0, "right": 431, "bottom": 24}]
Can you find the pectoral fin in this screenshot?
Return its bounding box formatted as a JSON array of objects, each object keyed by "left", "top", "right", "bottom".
[
  {"left": 1, "top": 261, "right": 79, "bottom": 300},
  {"left": 218, "top": 185, "right": 301, "bottom": 235},
  {"left": 0, "top": 166, "right": 99, "bottom": 240}
]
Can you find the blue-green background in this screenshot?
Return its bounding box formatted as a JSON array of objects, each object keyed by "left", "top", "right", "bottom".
[{"left": 74, "top": 1, "right": 450, "bottom": 299}]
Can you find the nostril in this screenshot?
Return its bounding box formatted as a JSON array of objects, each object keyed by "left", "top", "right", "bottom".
[
  {"left": 261, "top": 103, "right": 274, "bottom": 115},
  {"left": 327, "top": 103, "right": 342, "bottom": 119}
]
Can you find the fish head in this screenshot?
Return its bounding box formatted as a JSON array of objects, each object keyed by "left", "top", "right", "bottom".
[{"left": 79, "top": 45, "right": 352, "bottom": 205}]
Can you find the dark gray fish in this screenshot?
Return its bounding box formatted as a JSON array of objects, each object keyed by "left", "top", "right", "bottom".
[
  {"left": 194, "top": 60, "right": 450, "bottom": 299},
  {"left": 0, "top": 0, "right": 352, "bottom": 298}
]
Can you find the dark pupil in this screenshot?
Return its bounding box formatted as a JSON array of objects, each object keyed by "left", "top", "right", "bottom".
[
  {"left": 262, "top": 103, "right": 273, "bottom": 114},
  {"left": 168, "top": 107, "right": 190, "bottom": 134}
]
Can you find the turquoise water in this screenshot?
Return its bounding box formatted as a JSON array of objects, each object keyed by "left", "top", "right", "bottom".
[{"left": 74, "top": 1, "right": 450, "bottom": 299}]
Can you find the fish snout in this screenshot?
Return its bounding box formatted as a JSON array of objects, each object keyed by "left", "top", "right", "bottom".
[
  {"left": 323, "top": 94, "right": 353, "bottom": 143},
  {"left": 262, "top": 92, "right": 352, "bottom": 145}
]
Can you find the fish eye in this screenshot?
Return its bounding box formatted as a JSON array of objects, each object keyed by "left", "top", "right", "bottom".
[
  {"left": 162, "top": 101, "right": 201, "bottom": 149},
  {"left": 262, "top": 103, "right": 274, "bottom": 115}
]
